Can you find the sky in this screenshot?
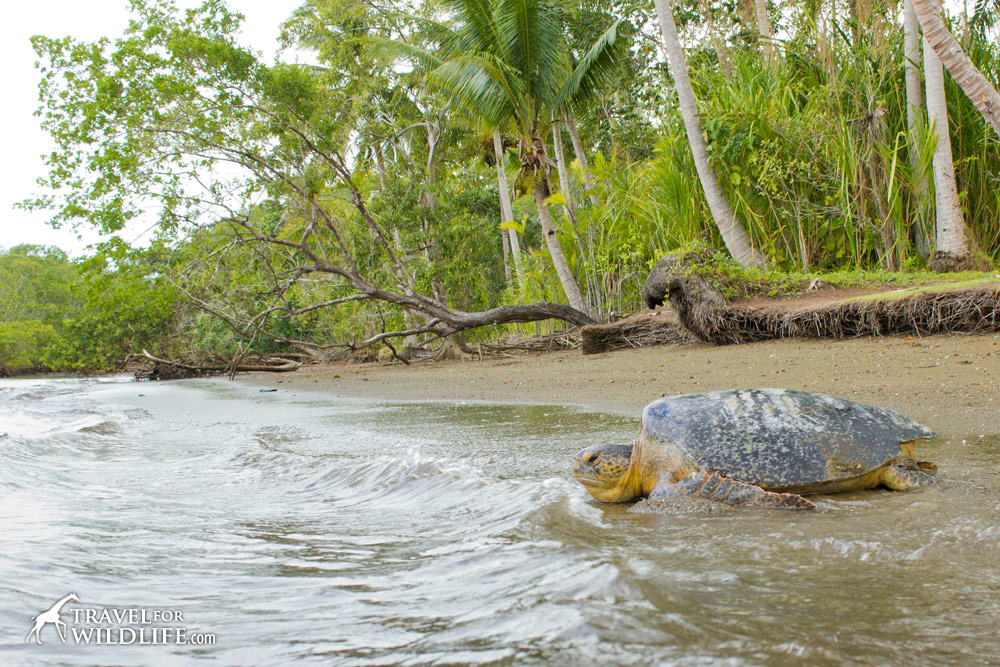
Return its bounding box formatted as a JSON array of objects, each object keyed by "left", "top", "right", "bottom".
[{"left": 0, "top": 0, "right": 306, "bottom": 257}]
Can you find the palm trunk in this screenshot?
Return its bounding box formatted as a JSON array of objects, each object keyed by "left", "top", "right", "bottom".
[
  {"left": 551, "top": 120, "right": 576, "bottom": 220},
  {"left": 923, "top": 35, "right": 970, "bottom": 266},
  {"left": 755, "top": 0, "right": 774, "bottom": 62},
  {"left": 501, "top": 216, "right": 511, "bottom": 282},
  {"left": 493, "top": 133, "right": 523, "bottom": 282},
  {"left": 563, "top": 110, "right": 601, "bottom": 207},
  {"left": 652, "top": 0, "right": 767, "bottom": 268},
  {"left": 912, "top": 0, "right": 1000, "bottom": 137},
  {"left": 533, "top": 177, "right": 587, "bottom": 313},
  {"left": 903, "top": 0, "right": 932, "bottom": 257}
]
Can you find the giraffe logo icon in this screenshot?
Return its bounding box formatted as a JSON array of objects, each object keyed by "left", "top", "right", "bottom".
[{"left": 25, "top": 593, "right": 79, "bottom": 644}]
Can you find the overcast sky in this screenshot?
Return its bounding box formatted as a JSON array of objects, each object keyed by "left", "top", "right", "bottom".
[{"left": 1, "top": 0, "right": 305, "bottom": 256}]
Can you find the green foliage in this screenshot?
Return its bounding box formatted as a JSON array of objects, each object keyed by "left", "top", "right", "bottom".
[
  {"left": 18, "top": 0, "right": 1000, "bottom": 371},
  {"left": 0, "top": 245, "right": 81, "bottom": 328},
  {"left": 46, "top": 241, "right": 181, "bottom": 372},
  {"left": 0, "top": 320, "right": 59, "bottom": 376},
  {"left": 0, "top": 246, "right": 80, "bottom": 374}
]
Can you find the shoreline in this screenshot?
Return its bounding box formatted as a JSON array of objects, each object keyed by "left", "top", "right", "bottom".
[{"left": 239, "top": 332, "right": 1000, "bottom": 436}]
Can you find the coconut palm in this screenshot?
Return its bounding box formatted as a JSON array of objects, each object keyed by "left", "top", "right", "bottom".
[
  {"left": 754, "top": 0, "right": 774, "bottom": 63},
  {"left": 923, "top": 35, "right": 972, "bottom": 269},
  {"left": 492, "top": 131, "right": 524, "bottom": 282},
  {"left": 651, "top": 0, "right": 767, "bottom": 268},
  {"left": 427, "top": 0, "right": 623, "bottom": 314},
  {"left": 902, "top": 0, "right": 931, "bottom": 257}
]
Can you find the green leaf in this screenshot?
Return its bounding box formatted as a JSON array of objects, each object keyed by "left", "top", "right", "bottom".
[{"left": 499, "top": 220, "right": 525, "bottom": 233}]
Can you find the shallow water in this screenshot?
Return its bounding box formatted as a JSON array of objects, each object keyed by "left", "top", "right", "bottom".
[{"left": 1, "top": 377, "right": 998, "bottom": 665}]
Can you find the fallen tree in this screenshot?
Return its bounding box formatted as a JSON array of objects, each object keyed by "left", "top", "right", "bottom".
[
  {"left": 127, "top": 350, "right": 301, "bottom": 381},
  {"left": 638, "top": 254, "right": 1000, "bottom": 346},
  {"left": 669, "top": 283, "right": 1000, "bottom": 345}
]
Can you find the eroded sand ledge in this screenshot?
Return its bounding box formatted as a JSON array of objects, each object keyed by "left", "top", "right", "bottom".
[{"left": 239, "top": 333, "right": 1000, "bottom": 435}]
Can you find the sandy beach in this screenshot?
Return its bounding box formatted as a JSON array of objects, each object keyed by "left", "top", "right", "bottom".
[{"left": 238, "top": 332, "right": 1000, "bottom": 436}]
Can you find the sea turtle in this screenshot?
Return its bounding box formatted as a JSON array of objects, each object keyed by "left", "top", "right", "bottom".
[{"left": 573, "top": 388, "right": 938, "bottom": 510}]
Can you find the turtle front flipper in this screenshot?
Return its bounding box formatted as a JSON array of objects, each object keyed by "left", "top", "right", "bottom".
[
  {"left": 652, "top": 471, "right": 816, "bottom": 510},
  {"left": 880, "top": 459, "right": 937, "bottom": 491}
]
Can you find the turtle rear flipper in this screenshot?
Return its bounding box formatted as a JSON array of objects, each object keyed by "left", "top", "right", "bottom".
[{"left": 652, "top": 471, "right": 816, "bottom": 510}]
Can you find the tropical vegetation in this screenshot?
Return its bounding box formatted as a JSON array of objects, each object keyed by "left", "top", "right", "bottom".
[{"left": 4, "top": 0, "right": 999, "bottom": 373}]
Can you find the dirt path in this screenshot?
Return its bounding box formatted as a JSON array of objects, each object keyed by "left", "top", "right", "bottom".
[{"left": 240, "top": 332, "right": 1000, "bottom": 436}]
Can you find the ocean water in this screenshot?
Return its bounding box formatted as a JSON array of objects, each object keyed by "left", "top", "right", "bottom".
[{"left": 1, "top": 376, "right": 998, "bottom": 665}]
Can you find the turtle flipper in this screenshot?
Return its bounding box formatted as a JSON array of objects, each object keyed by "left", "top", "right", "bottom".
[
  {"left": 881, "top": 459, "right": 937, "bottom": 490},
  {"left": 652, "top": 471, "right": 816, "bottom": 510}
]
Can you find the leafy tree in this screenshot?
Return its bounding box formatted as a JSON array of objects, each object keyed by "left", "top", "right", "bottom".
[
  {"left": 0, "top": 320, "right": 59, "bottom": 375},
  {"left": 0, "top": 245, "right": 80, "bottom": 374},
  {"left": 0, "top": 244, "right": 80, "bottom": 327},
  {"left": 43, "top": 240, "right": 181, "bottom": 371}
]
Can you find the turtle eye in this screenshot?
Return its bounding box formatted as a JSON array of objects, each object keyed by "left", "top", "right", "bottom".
[{"left": 585, "top": 452, "right": 599, "bottom": 465}]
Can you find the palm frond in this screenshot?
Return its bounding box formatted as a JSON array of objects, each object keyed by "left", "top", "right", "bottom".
[
  {"left": 445, "top": 0, "right": 506, "bottom": 55},
  {"left": 287, "top": 0, "right": 316, "bottom": 20},
  {"left": 429, "top": 53, "right": 530, "bottom": 133},
  {"left": 404, "top": 16, "right": 462, "bottom": 56},
  {"left": 553, "top": 19, "right": 624, "bottom": 111},
  {"left": 367, "top": 35, "right": 443, "bottom": 70},
  {"left": 496, "top": 0, "right": 567, "bottom": 114}
]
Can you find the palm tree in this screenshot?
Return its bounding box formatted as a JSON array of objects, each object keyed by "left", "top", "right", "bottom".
[
  {"left": 923, "top": 35, "right": 972, "bottom": 269},
  {"left": 562, "top": 109, "right": 601, "bottom": 207},
  {"left": 429, "top": 0, "right": 623, "bottom": 314},
  {"left": 651, "top": 0, "right": 767, "bottom": 268},
  {"left": 912, "top": 0, "right": 1000, "bottom": 138},
  {"left": 754, "top": 0, "right": 774, "bottom": 63},
  {"left": 903, "top": 0, "right": 931, "bottom": 257},
  {"left": 492, "top": 132, "right": 524, "bottom": 282}
]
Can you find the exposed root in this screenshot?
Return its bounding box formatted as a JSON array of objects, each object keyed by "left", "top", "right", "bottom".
[
  {"left": 477, "top": 329, "right": 582, "bottom": 355},
  {"left": 673, "top": 284, "right": 1000, "bottom": 345}
]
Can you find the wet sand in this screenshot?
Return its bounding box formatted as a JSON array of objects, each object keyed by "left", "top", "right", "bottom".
[{"left": 241, "top": 333, "right": 1000, "bottom": 435}]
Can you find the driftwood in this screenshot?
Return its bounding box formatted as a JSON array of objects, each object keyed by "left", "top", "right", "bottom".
[
  {"left": 130, "top": 350, "right": 301, "bottom": 381},
  {"left": 574, "top": 250, "right": 719, "bottom": 354}
]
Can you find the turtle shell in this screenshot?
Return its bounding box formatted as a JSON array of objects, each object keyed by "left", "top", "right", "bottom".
[{"left": 640, "top": 388, "right": 937, "bottom": 487}]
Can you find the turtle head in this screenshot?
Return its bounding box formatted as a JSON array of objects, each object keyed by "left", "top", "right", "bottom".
[{"left": 573, "top": 444, "right": 641, "bottom": 502}]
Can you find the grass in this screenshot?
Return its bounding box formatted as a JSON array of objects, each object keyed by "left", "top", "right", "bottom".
[
  {"left": 843, "top": 277, "right": 1000, "bottom": 303},
  {"left": 674, "top": 247, "right": 999, "bottom": 302}
]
